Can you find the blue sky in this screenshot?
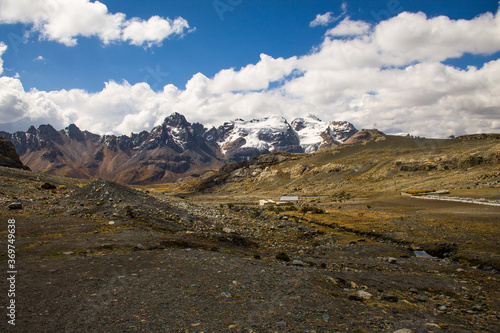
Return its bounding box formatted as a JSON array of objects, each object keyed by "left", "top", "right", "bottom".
[{"left": 0, "top": 0, "right": 499, "bottom": 137}]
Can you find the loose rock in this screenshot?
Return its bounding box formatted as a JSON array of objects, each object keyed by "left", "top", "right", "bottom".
[
  {"left": 357, "top": 290, "right": 373, "bottom": 300},
  {"left": 8, "top": 202, "right": 23, "bottom": 210},
  {"left": 292, "top": 259, "right": 306, "bottom": 266}
]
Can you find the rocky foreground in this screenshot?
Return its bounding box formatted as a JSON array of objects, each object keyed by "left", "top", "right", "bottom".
[{"left": 0, "top": 168, "right": 499, "bottom": 332}]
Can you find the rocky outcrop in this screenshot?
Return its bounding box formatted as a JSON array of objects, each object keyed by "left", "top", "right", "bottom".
[
  {"left": 343, "top": 129, "right": 384, "bottom": 144},
  {"left": 196, "top": 152, "right": 299, "bottom": 191},
  {"left": 394, "top": 152, "right": 498, "bottom": 172},
  {"left": 0, "top": 136, "right": 30, "bottom": 170}
]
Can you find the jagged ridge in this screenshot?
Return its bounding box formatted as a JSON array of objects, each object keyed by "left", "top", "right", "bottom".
[{"left": 0, "top": 112, "right": 360, "bottom": 184}]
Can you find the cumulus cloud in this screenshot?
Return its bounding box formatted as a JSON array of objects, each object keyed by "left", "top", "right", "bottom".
[
  {"left": 0, "top": 7, "right": 500, "bottom": 138},
  {"left": 0, "top": 0, "right": 192, "bottom": 47},
  {"left": 122, "top": 16, "right": 191, "bottom": 47},
  {"left": 373, "top": 11, "right": 500, "bottom": 64},
  {"left": 210, "top": 54, "right": 298, "bottom": 93},
  {"left": 326, "top": 18, "right": 371, "bottom": 37},
  {"left": 0, "top": 76, "right": 31, "bottom": 123}
]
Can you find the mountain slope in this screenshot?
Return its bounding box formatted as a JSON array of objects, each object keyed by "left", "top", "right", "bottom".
[
  {"left": 1, "top": 112, "right": 360, "bottom": 183},
  {"left": 0, "top": 113, "right": 223, "bottom": 184},
  {"left": 196, "top": 134, "right": 500, "bottom": 195}
]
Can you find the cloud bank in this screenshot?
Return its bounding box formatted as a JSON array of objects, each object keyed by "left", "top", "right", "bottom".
[
  {"left": 0, "top": 0, "right": 192, "bottom": 46},
  {"left": 0, "top": 8, "right": 499, "bottom": 138}
]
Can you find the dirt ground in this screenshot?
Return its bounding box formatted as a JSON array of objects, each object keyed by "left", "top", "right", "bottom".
[{"left": 0, "top": 173, "right": 498, "bottom": 332}]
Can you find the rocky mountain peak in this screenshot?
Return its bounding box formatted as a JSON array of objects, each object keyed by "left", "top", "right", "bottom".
[
  {"left": 291, "top": 114, "right": 357, "bottom": 153},
  {"left": 163, "top": 112, "right": 189, "bottom": 128},
  {"left": 38, "top": 124, "right": 64, "bottom": 145},
  {"left": 65, "top": 124, "right": 86, "bottom": 142},
  {"left": 0, "top": 112, "right": 362, "bottom": 183}
]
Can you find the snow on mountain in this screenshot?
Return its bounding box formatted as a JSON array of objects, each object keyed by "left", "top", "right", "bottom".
[
  {"left": 0, "top": 112, "right": 360, "bottom": 182},
  {"left": 219, "top": 116, "right": 291, "bottom": 153},
  {"left": 291, "top": 114, "right": 358, "bottom": 153},
  {"left": 207, "top": 114, "right": 357, "bottom": 161}
]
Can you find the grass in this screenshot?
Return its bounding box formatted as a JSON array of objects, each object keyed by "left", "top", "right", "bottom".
[{"left": 270, "top": 190, "right": 500, "bottom": 269}]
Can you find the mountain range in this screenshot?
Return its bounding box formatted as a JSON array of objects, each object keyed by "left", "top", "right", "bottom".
[{"left": 0, "top": 112, "right": 364, "bottom": 184}]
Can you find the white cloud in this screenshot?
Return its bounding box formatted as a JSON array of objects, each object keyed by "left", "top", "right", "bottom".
[
  {"left": 0, "top": 0, "right": 192, "bottom": 47},
  {"left": 0, "top": 42, "right": 6, "bottom": 74},
  {"left": 310, "top": 2, "right": 347, "bottom": 27},
  {"left": 373, "top": 11, "right": 500, "bottom": 64},
  {"left": 0, "top": 7, "right": 499, "bottom": 139},
  {"left": 326, "top": 18, "right": 371, "bottom": 37},
  {"left": 209, "top": 54, "right": 298, "bottom": 93},
  {"left": 310, "top": 12, "right": 336, "bottom": 27},
  {"left": 122, "top": 16, "right": 190, "bottom": 47},
  {"left": 0, "top": 76, "right": 31, "bottom": 123},
  {"left": 33, "top": 55, "right": 45, "bottom": 62}
]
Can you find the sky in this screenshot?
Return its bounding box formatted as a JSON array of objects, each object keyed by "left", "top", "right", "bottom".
[{"left": 0, "top": 0, "right": 499, "bottom": 138}]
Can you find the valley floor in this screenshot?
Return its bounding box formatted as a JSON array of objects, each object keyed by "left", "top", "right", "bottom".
[{"left": 0, "top": 167, "right": 499, "bottom": 332}]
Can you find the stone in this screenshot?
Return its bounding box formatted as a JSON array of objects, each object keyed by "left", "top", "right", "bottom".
[
  {"left": 357, "top": 290, "right": 373, "bottom": 300},
  {"left": 41, "top": 182, "right": 57, "bottom": 190},
  {"left": 424, "top": 323, "right": 441, "bottom": 329},
  {"left": 472, "top": 304, "right": 485, "bottom": 312},
  {"left": 393, "top": 330, "right": 413, "bottom": 333},
  {"left": 388, "top": 257, "right": 397, "bottom": 264},
  {"left": 414, "top": 295, "right": 427, "bottom": 302},
  {"left": 134, "top": 243, "right": 146, "bottom": 251},
  {"left": 8, "top": 202, "right": 23, "bottom": 210},
  {"left": 223, "top": 227, "right": 235, "bottom": 233},
  {"left": 438, "top": 305, "right": 447, "bottom": 311},
  {"left": 63, "top": 251, "right": 75, "bottom": 255},
  {"left": 292, "top": 260, "right": 306, "bottom": 266}
]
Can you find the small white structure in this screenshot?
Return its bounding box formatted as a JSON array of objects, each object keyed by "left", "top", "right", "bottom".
[
  {"left": 259, "top": 199, "right": 276, "bottom": 206},
  {"left": 280, "top": 196, "right": 299, "bottom": 201}
]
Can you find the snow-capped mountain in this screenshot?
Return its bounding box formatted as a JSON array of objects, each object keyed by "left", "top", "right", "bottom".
[
  {"left": 291, "top": 114, "right": 358, "bottom": 153},
  {"left": 205, "top": 115, "right": 303, "bottom": 162},
  {"left": 205, "top": 114, "right": 358, "bottom": 161},
  {"left": 0, "top": 112, "right": 361, "bottom": 183}
]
